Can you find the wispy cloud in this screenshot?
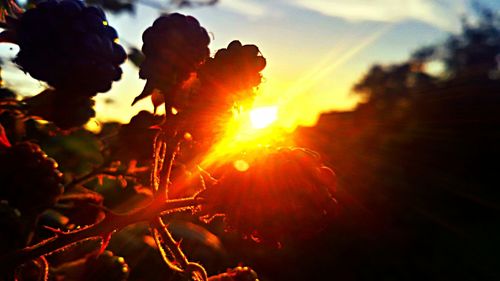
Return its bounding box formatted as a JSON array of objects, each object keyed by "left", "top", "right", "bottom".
[
  {"left": 218, "top": 0, "right": 267, "bottom": 18},
  {"left": 289, "top": 0, "right": 467, "bottom": 31}
]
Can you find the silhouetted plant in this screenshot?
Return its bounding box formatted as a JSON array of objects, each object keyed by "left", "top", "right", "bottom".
[{"left": 0, "top": 1, "right": 337, "bottom": 280}]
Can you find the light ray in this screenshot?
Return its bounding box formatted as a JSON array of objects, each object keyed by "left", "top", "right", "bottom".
[{"left": 283, "top": 23, "right": 394, "bottom": 98}]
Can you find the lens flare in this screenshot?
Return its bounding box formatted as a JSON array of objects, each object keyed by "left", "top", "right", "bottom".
[{"left": 233, "top": 159, "right": 249, "bottom": 172}]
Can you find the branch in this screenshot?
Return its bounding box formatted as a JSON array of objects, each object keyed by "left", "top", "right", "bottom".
[
  {"left": 64, "top": 168, "right": 139, "bottom": 191},
  {"left": 152, "top": 217, "right": 208, "bottom": 281},
  {"left": 0, "top": 197, "right": 204, "bottom": 272}
]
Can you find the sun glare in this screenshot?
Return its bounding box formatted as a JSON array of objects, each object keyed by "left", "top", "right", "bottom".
[
  {"left": 249, "top": 106, "right": 278, "bottom": 129},
  {"left": 200, "top": 104, "right": 293, "bottom": 168}
]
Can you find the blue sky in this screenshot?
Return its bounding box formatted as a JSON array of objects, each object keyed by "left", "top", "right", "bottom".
[{"left": 2, "top": 0, "right": 498, "bottom": 128}]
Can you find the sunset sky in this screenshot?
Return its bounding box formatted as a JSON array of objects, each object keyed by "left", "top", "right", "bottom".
[{"left": 2, "top": 0, "right": 499, "bottom": 130}]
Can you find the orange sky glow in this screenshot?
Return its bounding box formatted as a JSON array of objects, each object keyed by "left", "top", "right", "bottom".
[{"left": 1, "top": 0, "right": 493, "bottom": 132}]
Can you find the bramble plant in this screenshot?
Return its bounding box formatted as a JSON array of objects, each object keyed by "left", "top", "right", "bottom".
[{"left": 0, "top": 0, "right": 337, "bottom": 280}]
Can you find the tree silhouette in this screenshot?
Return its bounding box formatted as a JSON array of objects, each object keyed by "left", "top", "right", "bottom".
[{"left": 296, "top": 6, "right": 500, "bottom": 280}]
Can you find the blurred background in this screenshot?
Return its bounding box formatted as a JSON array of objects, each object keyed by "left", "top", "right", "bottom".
[
  {"left": 1, "top": 0, "right": 500, "bottom": 280},
  {"left": 1, "top": 0, "right": 497, "bottom": 128}
]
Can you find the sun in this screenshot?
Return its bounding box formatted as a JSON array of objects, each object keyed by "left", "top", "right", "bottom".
[
  {"left": 249, "top": 106, "right": 278, "bottom": 129},
  {"left": 200, "top": 104, "right": 291, "bottom": 168}
]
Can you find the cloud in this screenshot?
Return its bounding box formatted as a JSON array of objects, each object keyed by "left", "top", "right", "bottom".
[
  {"left": 218, "top": 0, "right": 267, "bottom": 18},
  {"left": 289, "top": 0, "right": 467, "bottom": 31}
]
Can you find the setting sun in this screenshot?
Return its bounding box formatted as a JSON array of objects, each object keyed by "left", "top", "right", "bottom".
[
  {"left": 200, "top": 104, "right": 294, "bottom": 168},
  {"left": 249, "top": 106, "right": 278, "bottom": 129}
]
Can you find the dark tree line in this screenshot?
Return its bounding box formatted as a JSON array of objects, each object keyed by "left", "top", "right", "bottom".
[{"left": 291, "top": 7, "right": 500, "bottom": 281}]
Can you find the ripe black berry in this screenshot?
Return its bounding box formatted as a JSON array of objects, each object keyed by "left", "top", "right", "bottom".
[
  {"left": 25, "top": 89, "right": 96, "bottom": 129},
  {"left": 110, "top": 110, "right": 162, "bottom": 162},
  {"left": 181, "top": 41, "right": 266, "bottom": 144},
  {"left": 0, "top": 142, "right": 64, "bottom": 214},
  {"left": 198, "top": 147, "right": 337, "bottom": 244},
  {"left": 83, "top": 251, "right": 129, "bottom": 281},
  {"left": 134, "top": 13, "right": 210, "bottom": 104},
  {"left": 198, "top": 40, "right": 266, "bottom": 100},
  {"left": 2, "top": 0, "right": 126, "bottom": 96}
]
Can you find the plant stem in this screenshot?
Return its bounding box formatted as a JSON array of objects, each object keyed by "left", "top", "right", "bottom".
[
  {"left": 150, "top": 96, "right": 207, "bottom": 279},
  {"left": 0, "top": 197, "right": 204, "bottom": 272},
  {"left": 64, "top": 168, "right": 138, "bottom": 191}
]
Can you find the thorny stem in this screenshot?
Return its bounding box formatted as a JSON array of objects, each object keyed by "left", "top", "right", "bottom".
[
  {"left": 152, "top": 218, "right": 188, "bottom": 270},
  {"left": 64, "top": 168, "right": 139, "bottom": 191},
  {"left": 0, "top": 197, "right": 205, "bottom": 272},
  {"left": 149, "top": 90, "right": 207, "bottom": 280},
  {"left": 36, "top": 256, "right": 49, "bottom": 281},
  {"left": 157, "top": 136, "right": 180, "bottom": 200},
  {"left": 152, "top": 218, "right": 209, "bottom": 281},
  {"left": 151, "top": 136, "right": 201, "bottom": 278}
]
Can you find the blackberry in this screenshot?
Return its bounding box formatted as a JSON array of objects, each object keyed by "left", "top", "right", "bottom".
[
  {"left": 111, "top": 110, "right": 162, "bottom": 162},
  {"left": 198, "top": 147, "right": 337, "bottom": 244},
  {"left": 198, "top": 40, "right": 266, "bottom": 101},
  {"left": 83, "top": 251, "right": 129, "bottom": 281},
  {"left": 181, "top": 41, "right": 266, "bottom": 143},
  {"left": 0, "top": 142, "right": 64, "bottom": 215},
  {"left": 1, "top": 0, "right": 126, "bottom": 96},
  {"left": 26, "top": 89, "right": 96, "bottom": 129},
  {"left": 181, "top": 96, "right": 233, "bottom": 146},
  {"left": 0, "top": 88, "right": 17, "bottom": 100},
  {"left": 0, "top": 110, "right": 26, "bottom": 144},
  {"left": 50, "top": 96, "right": 96, "bottom": 129},
  {"left": 134, "top": 13, "right": 210, "bottom": 104}
]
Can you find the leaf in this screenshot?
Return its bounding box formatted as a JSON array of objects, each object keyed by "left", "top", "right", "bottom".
[
  {"left": 127, "top": 47, "right": 144, "bottom": 68},
  {"left": 169, "top": 220, "right": 224, "bottom": 253},
  {"left": 132, "top": 80, "right": 155, "bottom": 106},
  {"left": 40, "top": 130, "right": 104, "bottom": 176}
]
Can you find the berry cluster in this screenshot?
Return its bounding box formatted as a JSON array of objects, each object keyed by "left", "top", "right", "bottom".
[
  {"left": 198, "top": 40, "right": 266, "bottom": 101},
  {"left": 0, "top": 142, "right": 63, "bottom": 215},
  {"left": 25, "top": 89, "right": 96, "bottom": 129},
  {"left": 137, "top": 13, "right": 210, "bottom": 102},
  {"left": 198, "top": 147, "right": 337, "bottom": 243},
  {"left": 110, "top": 110, "right": 162, "bottom": 162},
  {"left": 2, "top": 0, "right": 126, "bottom": 96},
  {"left": 0, "top": 9, "right": 342, "bottom": 280},
  {"left": 0, "top": 87, "right": 16, "bottom": 99},
  {"left": 83, "top": 251, "right": 129, "bottom": 281},
  {"left": 181, "top": 41, "right": 267, "bottom": 143}
]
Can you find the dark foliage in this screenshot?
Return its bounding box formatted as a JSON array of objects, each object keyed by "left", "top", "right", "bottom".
[{"left": 294, "top": 8, "right": 500, "bottom": 280}]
